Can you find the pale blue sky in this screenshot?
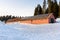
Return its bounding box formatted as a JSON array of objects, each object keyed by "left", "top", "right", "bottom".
[{"left": 0, "top": 0, "right": 59, "bottom": 16}]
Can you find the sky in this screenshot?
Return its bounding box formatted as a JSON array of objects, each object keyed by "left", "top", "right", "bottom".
[{"left": 0, "top": 0, "right": 59, "bottom": 16}]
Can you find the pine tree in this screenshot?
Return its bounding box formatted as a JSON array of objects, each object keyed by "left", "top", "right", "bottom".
[
  {"left": 52, "top": 0, "right": 59, "bottom": 18},
  {"left": 47, "top": 0, "right": 54, "bottom": 13},
  {"left": 43, "top": 0, "right": 46, "bottom": 14},
  {"left": 34, "top": 4, "right": 43, "bottom": 16},
  {"left": 45, "top": 8, "right": 48, "bottom": 13},
  {"left": 47, "top": 0, "right": 59, "bottom": 18},
  {"left": 48, "top": 0, "right": 52, "bottom": 13},
  {"left": 59, "top": 1, "right": 60, "bottom": 17}
]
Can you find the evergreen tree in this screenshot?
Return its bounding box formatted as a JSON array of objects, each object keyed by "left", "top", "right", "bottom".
[
  {"left": 34, "top": 4, "right": 43, "bottom": 16},
  {"left": 52, "top": 0, "right": 59, "bottom": 18},
  {"left": 47, "top": 0, "right": 59, "bottom": 18},
  {"left": 43, "top": 0, "right": 46, "bottom": 14},
  {"left": 59, "top": 1, "right": 60, "bottom": 17},
  {"left": 48, "top": 0, "right": 52, "bottom": 13},
  {"left": 45, "top": 8, "right": 48, "bottom": 13},
  {"left": 0, "top": 16, "right": 6, "bottom": 21}
]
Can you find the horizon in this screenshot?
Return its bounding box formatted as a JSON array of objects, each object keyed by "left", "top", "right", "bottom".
[{"left": 0, "top": 0, "right": 59, "bottom": 17}]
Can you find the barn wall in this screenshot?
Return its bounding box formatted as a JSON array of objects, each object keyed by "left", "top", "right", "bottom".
[
  {"left": 20, "top": 19, "right": 49, "bottom": 24},
  {"left": 32, "top": 19, "right": 49, "bottom": 24},
  {"left": 20, "top": 20, "right": 31, "bottom": 24}
]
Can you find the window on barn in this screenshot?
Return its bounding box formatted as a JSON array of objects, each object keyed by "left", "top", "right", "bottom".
[{"left": 49, "top": 18, "right": 55, "bottom": 23}]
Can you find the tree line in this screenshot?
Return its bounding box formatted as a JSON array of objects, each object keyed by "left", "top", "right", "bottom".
[
  {"left": 0, "top": 15, "right": 21, "bottom": 22},
  {"left": 34, "top": 0, "right": 60, "bottom": 19}
]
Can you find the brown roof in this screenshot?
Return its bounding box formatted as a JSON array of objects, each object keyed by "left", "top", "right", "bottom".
[{"left": 21, "top": 13, "right": 53, "bottom": 20}]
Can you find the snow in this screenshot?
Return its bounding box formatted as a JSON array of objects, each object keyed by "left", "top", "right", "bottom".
[
  {"left": 56, "top": 18, "right": 60, "bottom": 23},
  {"left": 0, "top": 18, "right": 60, "bottom": 40}
]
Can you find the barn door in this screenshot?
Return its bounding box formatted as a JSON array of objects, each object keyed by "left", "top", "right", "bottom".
[{"left": 49, "top": 18, "right": 55, "bottom": 23}]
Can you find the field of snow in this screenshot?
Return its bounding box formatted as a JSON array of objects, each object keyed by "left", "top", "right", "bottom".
[{"left": 0, "top": 18, "right": 60, "bottom": 40}]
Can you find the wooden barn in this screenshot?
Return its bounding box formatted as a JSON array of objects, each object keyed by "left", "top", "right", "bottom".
[
  {"left": 20, "top": 13, "right": 56, "bottom": 24},
  {"left": 6, "top": 13, "right": 56, "bottom": 24}
]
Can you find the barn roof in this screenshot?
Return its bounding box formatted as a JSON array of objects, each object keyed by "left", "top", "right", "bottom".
[
  {"left": 6, "top": 18, "right": 21, "bottom": 23},
  {"left": 21, "top": 13, "right": 52, "bottom": 20}
]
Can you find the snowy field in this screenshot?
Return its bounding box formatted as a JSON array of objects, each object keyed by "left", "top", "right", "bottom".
[{"left": 0, "top": 18, "right": 60, "bottom": 40}]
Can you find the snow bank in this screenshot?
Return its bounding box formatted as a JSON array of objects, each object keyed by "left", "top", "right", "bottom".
[
  {"left": 56, "top": 18, "right": 60, "bottom": 23},
  {"left": 0, "top": 21, "right": 60, "bottom": 40}
]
